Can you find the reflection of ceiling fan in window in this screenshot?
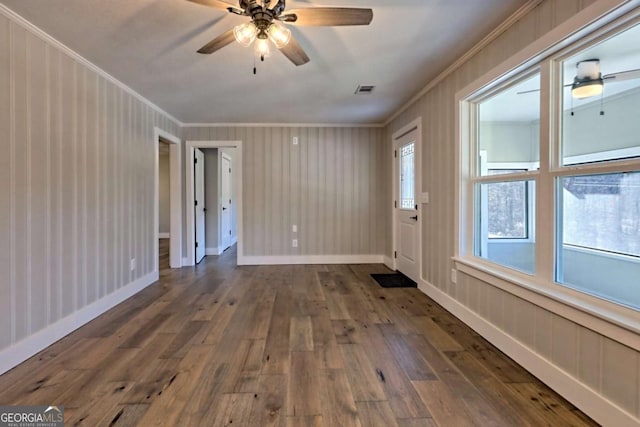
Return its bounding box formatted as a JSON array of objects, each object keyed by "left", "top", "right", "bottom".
[
  {"left": 517, "top": 59, "right": 640, "bottom": 98},
  {"left": 187, "top": 0, "right": 373, "bottom": 66}
]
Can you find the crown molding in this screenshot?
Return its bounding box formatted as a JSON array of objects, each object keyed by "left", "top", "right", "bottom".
[
  {"left": 182, "top": 122, "right": 384, "bottom": 128},
  {"left": 383, "top": 0, "right": 545, "bottom": 127},
  {"left": 0, "top": 3, "right": 184, "bottom": 128}
]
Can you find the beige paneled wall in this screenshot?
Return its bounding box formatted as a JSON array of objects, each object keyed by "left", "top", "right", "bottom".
[
  {"left": 183, "top": 126, "right": 388, "bottom": 257},
  {"left": 0, "top": 13, "right": 180, "bottom": 357},
  {"left": 385, "top": 0, "right": 639, "bottom": 423}
]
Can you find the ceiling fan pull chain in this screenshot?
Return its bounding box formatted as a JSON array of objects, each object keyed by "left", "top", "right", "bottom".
[
  {"left": 570, "top": 95, "right": 574, "bottom": 117},
  {"left": 600, "top": 92, "right": 605, "bottom": 116},
  {"left": 253, "top": 55, "right": 257, "bottom": 75}
]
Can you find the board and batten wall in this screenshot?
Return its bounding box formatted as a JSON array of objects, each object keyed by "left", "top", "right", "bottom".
[
  {"left": 0, "top": 9, "right": 180, "bottom": 374},
  {"left": 183, "top": 126, "right": 388, "bottom": 260},
  {"left": 385, "top": 0, "right": 640, "bottom": 425}
]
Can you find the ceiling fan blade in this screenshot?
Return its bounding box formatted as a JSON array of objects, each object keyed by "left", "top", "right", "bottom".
[
  {"left": 603, "top": 69, "right": 640, "bottom": 82},
  {"left": 280, "top": 36, "right": 310, "bottom": 66},
  {"left": 283, "top": 8, "right": 373, "bottom": 26},
  {"left": 197, "top": 29, "right": 236, "bottom": 54},
  {"left": 187, "top": 0, "right": 237, "bottom": 10}
]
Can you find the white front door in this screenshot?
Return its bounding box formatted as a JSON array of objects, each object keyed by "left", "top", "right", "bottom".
[
  {"left": 395, "top": 130, "right": 419, "bottom": 282},
  {"left": 220, "top": 153, "right": 232, "bottom": 251},
  {"left": 194, "top": 148, "right": 206, "bottom": 264}
]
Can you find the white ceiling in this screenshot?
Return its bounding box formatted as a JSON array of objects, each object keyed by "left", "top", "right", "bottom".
[{"left": 1, "top": 0, "right": 529, "bottom": 124}]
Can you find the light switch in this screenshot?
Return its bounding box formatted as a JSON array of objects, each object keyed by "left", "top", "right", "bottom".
[{"left": 421, "top": 192, "right": 429, "bottom": 204}]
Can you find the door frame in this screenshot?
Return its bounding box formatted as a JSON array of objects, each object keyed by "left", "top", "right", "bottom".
[
  {"left": 391, "top": 117, "right": 423, "bottom": 279},
  {"left": 185, "top": 140, "right": 243, "bottom": 266},
  {"left": 193, "top": 148, "right": 206, "bottom": 264},
  {"left": 153, "top": 127, "right": 182, "bottom": 272}
]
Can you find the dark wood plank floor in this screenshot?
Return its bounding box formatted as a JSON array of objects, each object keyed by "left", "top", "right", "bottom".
[{"left": 0, "top": 242, "right": 597, "bottom": 426}]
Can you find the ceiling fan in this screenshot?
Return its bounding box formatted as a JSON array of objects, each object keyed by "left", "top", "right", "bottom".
[
  {"left": 188, "top": 0, "right": 374, "bottom": 66},
  {"left": 517, "top": 59, "right": 640, "bottom": 98}
]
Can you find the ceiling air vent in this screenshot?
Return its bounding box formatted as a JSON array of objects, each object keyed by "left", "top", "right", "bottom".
[{"left": 355, "top": 85, "right": 375, "bottom": 95}]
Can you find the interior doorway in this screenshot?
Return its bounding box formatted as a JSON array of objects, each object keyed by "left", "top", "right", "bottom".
[
  {"left": 392, "top": 118, "right": 422, "bottom": 283},
  {"left": 154, "top": 127, "right": 182, "bottom": 274},
  {"left": 185, "top": 140, "right": 243, "bottom": 266},
  {"left": 158, "top": 141, "right": 171, "bottom": 269}
]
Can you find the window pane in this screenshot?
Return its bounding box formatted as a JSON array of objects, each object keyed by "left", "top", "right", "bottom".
[
  {"left": 476, "top": 180, "right": 535, "bottom": 274},
  {"left": 486, "top": 178, "right": 528, "bottom": 238},
  {"left": 561, "top": 24, "right": 640, "bottom": 166},
  {"left": 478, "top": 74, "right": 540, "bottom": 176},
  {"left": 400, "top": 142, "right": 415, "bottom": 209},
  {"left": 557, "top": 172, "right": 640, "bottom": 310}
]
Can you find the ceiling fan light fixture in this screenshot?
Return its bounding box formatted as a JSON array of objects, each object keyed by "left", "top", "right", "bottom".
[
  {"left": 267, "top": 23, "right": 291, "bottom": 49},
  {"left": 254, "top": 36, "right": 271, "bottom": 59},
  {"left": 234, "top": 22, "right": 258, "bottom": 47},
  {"left": 571, "top": 76, "right": 604, "bottom": 99}
]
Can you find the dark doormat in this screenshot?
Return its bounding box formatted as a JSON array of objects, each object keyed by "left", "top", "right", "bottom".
[{"left": 371, "top": 273, "right": 417, "bottom": 288}]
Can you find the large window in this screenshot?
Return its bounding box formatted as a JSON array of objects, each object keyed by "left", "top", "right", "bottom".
[{"left": 462, "top": 19, "right": 640, "bottom": 312}]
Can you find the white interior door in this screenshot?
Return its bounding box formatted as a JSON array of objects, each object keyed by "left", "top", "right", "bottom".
[
  {"left": 194, "top": 148, "right": 206, "bottom": 264},
  {"left": 220, "top": 153, "right": 232, "bottom": 251},
  {"left": 395, "top": 130, "right": 419, "bottom": 282}
]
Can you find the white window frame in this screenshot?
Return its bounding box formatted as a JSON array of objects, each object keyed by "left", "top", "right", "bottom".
[{"left": 455, "top": 3, "right": 640, "bottom": 351}]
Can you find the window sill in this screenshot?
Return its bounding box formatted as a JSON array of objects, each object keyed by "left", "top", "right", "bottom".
[
  {"left": 487, "top": 238, "right": 534, "bottom": 244},
  {"left": 452, "top": 256, "right": 640, "bottom": 351},
  {"left": 562, "top": 244, "right": 640, "bottom": 263}
]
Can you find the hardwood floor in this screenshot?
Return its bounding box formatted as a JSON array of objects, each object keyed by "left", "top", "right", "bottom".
[
  {"left": 159, "top": 238, "right": 170, "bottom": 271},
  {"left": 0, "top": 245, "right": 597, "bottom": 426}
]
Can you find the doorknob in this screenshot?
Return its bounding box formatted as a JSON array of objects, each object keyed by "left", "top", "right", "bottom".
[
  {"left": 410, "top": 215, "right": 418, "bottom": 221},
  {"left": 222, "top": 207, "right": 227, "bottom": 211}
]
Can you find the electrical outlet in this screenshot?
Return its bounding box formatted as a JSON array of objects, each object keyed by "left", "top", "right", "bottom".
[
  {"left": 292, "top": 224, "right": 297, "bottom": 233},
  {"left": 292, "top": 136, "right": 299, "bottom": 145},
  {"left": 451, "top": 268, "right": 457, "bottom": 284},
  {"left": 292, "top": 239, "right": 298, "bottom": 248},
  {"left": 130, "top": 258, "right": 136, "bottom": 272}
]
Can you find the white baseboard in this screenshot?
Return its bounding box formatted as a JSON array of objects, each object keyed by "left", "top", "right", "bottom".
[
  {"left": 239, "top": 254, "right": 384, "bottom": 266},
  {"left": 383, "top": 256, "right": 395, "bottom": 270},
  {"left": 158, "top": 232, "right": 170, "bottom": 239},
  {"left": 416, "top": 278, "right": 639, "bottom": 427},
  {"left": 182, "top": 257, "right": 190, "bottom": 266},
  {"left": 0, "top": 271, "right": 158, "bottom": 376}
]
